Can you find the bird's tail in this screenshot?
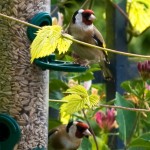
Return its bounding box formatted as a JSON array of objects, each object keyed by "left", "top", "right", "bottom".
[{"left": 99, "top": 61, "right": 113, "bottom": 81}]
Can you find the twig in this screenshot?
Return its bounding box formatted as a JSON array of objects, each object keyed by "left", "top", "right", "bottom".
[
  {"left": 88, "top": 0, "right": 95, "bottom": 9},
  {"left": 63, "top": 34, "right": 150, "bottom": 59},
  {"left": 51, "top": 6, "right": 58, "bottom": 16},
  {"left": 80, "top": 0, "right": 90, "bottom": 9},
  {"left": 82, "top": 109, "right": 99, "bottom": 150},
  {"left": 110, "top": 0, "right": 131, "bottom": 26},
  {"left": 1, "top": 13, "right": 150, "bottom": 59},
  {"left": 99, "top": 104, "right": 150, "bottom": 112},
  {"left": 49, "top": 99, "right": 67, "bottom": 103},
  {"left": 49, "top": 99, "right": 150, "bottom": 113},
  {"left": 0, "top": 13, "right": 41, "bottom": 29}
]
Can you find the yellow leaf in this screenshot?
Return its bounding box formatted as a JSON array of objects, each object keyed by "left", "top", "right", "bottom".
[
  {"left": 57, "top": 34, "right": 73, "bottom": 54},
  {"left": 65, "top": 85, "right": 88, "bottom": 98},
  {"left": 30, "top": 25, "right": 62, "bottom": 63},
  {"left": 127, "top": 0, "right": 150, "bottom": 34},
  {"left": 60, "top": 112, "right": 70, "bottom": 124},
  {"left": 61, "top": 94, "right": 86, "bottom": 114}
]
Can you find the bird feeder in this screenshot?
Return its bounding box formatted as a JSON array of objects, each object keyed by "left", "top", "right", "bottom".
[
  {"left": 0, "top": 114, "right": 21, "bottom": 150},
  {"left": 27, "top": 12, "right": 88, "bottom": 72},
  {"left": 0, "top": 0, "right": 50, "bottom": 149}
]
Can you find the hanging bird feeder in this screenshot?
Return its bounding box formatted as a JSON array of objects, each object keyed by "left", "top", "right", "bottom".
[{"left": 0, "top": 114, "right": 21, "bottom": 150}]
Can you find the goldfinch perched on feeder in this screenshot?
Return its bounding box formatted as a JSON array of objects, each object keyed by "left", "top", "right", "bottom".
[
  {"left": 48, "top": 121, "right": 92, "bottom": 150},
  {"left": 68, "top": 9, "right": 112, "bottom": 80}
]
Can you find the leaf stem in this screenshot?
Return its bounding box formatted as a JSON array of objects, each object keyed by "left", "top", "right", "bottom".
[
  {"left": 110, "top": 0, "right": 132, "bottom": 28},
  {"left": 99, "top": 103, "right": 150, "bottom": 112},
  {"left": 80, "top": 0, "right": 90, "bottom": 9},
  {"left": 49, "top": 99, "right": 150, "bottom": 112},
  {"left": 49, "top": 99, "right": 67, "bottom": 103},
  {"left": 82, "top": 109, "right": 99, "bottom": 150},
  {"left": 88, "top": 0, "right": 95, "bottom": 9}
]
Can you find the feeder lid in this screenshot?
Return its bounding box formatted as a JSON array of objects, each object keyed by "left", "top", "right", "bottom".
[
  {"left": 0, "top": 113, "right": 21, "bottom": 150},
  {"left": 27, "top": 12, "right": 87, "bottom": 72},
  {"left": 27, "top": 12, "right": 52, "bottom": 41},
  {"left": 34, "top": 54, "right": 88, "bottom": 72}
]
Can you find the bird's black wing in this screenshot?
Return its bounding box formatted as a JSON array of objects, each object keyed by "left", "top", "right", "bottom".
[
  {"left": 48, "top": 128, "right": 59, "bottom": 137},
  {"left": 93, "top": 26, "right": 110, "bottom": 64}
]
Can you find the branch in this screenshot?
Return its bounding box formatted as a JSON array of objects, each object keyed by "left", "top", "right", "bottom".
[
  {"left": 99, "top": 104, "right": 150, "bottom": 113},
  {"left": 110, "top": 0, "right": 132, "bottom": 28},
  {"left": 1, "top": 13, "right": 150, "bottom": 59},
  {"left": 82, "top": 109, "right": 99, "bottom": 150},
  {"left": 63, "top": 33, "right": 150, "bottom": 59},
  {"left": 80, "top": 0, "right": 90, "bottom": 9},
  {"left": 49, "top": 99, "right": 150, "bottom": 113},
  {"left": 0, "top": 13, "right": 41, "bottom": 29}
]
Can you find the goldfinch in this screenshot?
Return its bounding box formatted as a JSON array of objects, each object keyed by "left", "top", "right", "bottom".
[
  {"left": 68, "top": 9, "right": 112, "bottom": 80},
  {"left": 48, "top": 121, "right": 91, "bottom": 150}
]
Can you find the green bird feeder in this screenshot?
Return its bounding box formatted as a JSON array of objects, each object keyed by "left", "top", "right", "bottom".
[
  {"left": 0, "top": 114, "right": 21, "bottom": 150},
  {"left": 27, "top": 12, "right": 88, "bottom": 73}
]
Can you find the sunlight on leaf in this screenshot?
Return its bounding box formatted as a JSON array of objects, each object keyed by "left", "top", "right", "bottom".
[
  {"left": 60, "top": 112, "right": 70, "bottom": 124},
  {"left": 127, "top": 0, "right": 150, "bottom": 34},
  {"left": 30, "top": 25, "right": 72, "bottom": 63},
  {"left": 89, "top": 94, "right": 99, "bottom": 107},
  {"left": 60, "top": 85, "right": 100, "bottom": 114},
  {"left": 61, "top": 94, "right": 86, "bottom": 114},
  {"left": 57, "top": 34, "right": 73, "bottom": 54},
  {"left": 65, "top": 85, "right": 88, "bottom": 98}
]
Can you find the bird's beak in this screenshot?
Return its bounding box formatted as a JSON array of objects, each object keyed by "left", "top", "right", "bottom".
[
  {"left": 89, "top": 14, "right": 96, "bottom": 21},
  {"left": 83, "top": 129, "right": 92, "bottom": 136}
]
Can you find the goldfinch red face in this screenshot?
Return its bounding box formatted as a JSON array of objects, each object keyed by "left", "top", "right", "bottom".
[
  {"left": 66, "top": 121, "right": 92, "bottom": 139},
  {"left": 72, "top": 9, "right": 96, "bottom": 26},
  {"left": 74, "top": 121, "right": 92, "bottom": 138}
]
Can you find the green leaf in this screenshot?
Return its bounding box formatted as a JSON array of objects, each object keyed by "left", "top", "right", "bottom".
[
  {"left": 60, "top": 94, "right": 86, "bottom": 114},
  {"left": 89, "top": 136, "right": 110, "bottom": 150},
  {"left": 145, "top": 90, "right": 150, "bottom": 101},
  {"left": 128, "top": 133, "right": 150, "bottom": 150},
  {"left": 115, "top": 93, "right": 137, "bottom": 146},
  {"left": 73, "top": 71, "right": 95, "bottom": 82},
  {"left": 121, "top": 80, "right": 144, "bottom": 98},
  {"left": 48, "top": 119, "right": 61, "bottom": 130},
  {"left": 128, "top": 147, "right": 149, "bottom": 150},
  {"left": 49, "top": 79, "right": 68, "bottom": 92},
  {"left": 111, "top": 0, "right": 123, "bottom": 4},
  {"left": 127, "top": 0, "right": 150, "bottom": 34},
  {"left": 78, "top": 137, "right": 92, "bottom": 150}
]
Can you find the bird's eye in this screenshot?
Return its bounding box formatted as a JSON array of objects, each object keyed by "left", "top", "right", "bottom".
[
  {"left": 77, "top": 126, "right": 85, "bottom": 132},
  {"left": 82, "top": 13, "right": 91, "bottom": 19}
]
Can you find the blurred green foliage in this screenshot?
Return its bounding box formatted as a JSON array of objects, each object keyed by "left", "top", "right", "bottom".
[
  {"left": 49, "top": 1, "right": 150, "bottom": 149},
  {"left": 51, "top": 0, "right": 150, "bottom": 55}
]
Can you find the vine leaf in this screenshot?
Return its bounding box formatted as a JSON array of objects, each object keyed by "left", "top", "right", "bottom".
[
  {"left": 30, "top": 25, "right": 73, "bottom": 63},
  {"left": 60, "top": 85, "right": 99, "bottom": 114},
  {"left": 127, "top": 0, "right": 150, "bottom": 34},
  {"left": 128, "top": 133, "right": 150, "bottom": 150},
  {"left": 65, "top": 85, "right": 88, "bottom": 98}
]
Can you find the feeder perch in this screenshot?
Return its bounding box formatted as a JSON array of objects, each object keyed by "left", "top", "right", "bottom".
[
  {"left": 27, "top": 12, "right": 88, "bottom": 72},
  {"left": 0, "top": 114, "right": 21, "bottom": 150}
]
